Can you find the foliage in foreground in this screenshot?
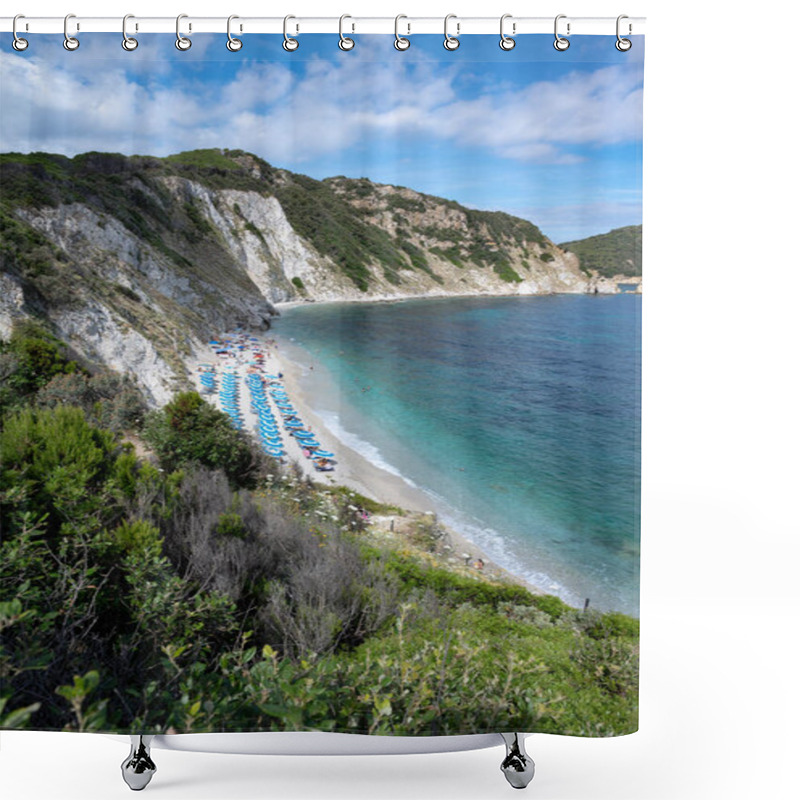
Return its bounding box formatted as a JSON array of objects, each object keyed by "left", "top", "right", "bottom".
[
  {"left": 142, "top": 390, "right": 268, "bottom": 489},
  {"left": 0, "top": 334, "right": 638, "bottom": 737}
]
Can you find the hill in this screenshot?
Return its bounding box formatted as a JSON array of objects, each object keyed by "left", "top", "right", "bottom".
[
  {"left": 560, "top": 225, "right": 642, "bottom": 279},
  {"left": 2, "top": 149, "right": 628, "bottom": 403}
]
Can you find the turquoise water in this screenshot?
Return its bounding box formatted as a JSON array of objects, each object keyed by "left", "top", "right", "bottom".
[{"left": 275, "top": 295, "right": 641, "bottom": 615}]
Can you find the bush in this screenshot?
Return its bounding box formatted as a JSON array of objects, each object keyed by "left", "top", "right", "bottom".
[
  {"left": 0, "top": 321, "right": 80, "bottom": 406},
  {"left": 142, "top": 391, "right": 264, "bottom": 489},
  {"left": 0, "top": 405, "right": 121, "bottom": 535},
  {"left": 532, "top": 594, "right": 572, "bottom": 620},
  {"left": 36, "top": 371, "right": 147, "bottom": 432},
  {"left": 381, "top": 553, "right": 535, "bottom": 609}
]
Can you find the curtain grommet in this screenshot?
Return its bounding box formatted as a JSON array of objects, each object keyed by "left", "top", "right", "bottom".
[
  {"left": 554, "top": 15, "right": 570, "bottom": 51},
  {"left": 443, "top": 14, "right": 460, "bottom": 51},
  {"left": 121, "top": 14, "right": 138, "bottom": 51},
  {"left": 499, "top": 14, "right": 516, "bottom": 50},
  {"left": 12, "top": 14, "right": 29, "bottom": 51},
  {"left": 226, "top": 15, "right": 243, "bottom": 51},
  {"left": 338, "top": 15, "right": 355, "bottom": 51},
  {"left": 394, "top": 15, "right": 410, "bottom": 51},
  {"left": 63, "top": 13, "right": 79, "bottom": 51},
  {"left": 175, "top": 13, "right": 192, "bottom": 51},
  {"left": 283, "top": 15, "right": 299, "bottom": 51}
]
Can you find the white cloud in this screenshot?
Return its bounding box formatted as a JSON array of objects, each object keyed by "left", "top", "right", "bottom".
[
  {"left": 1, "top": 47, "right": 642, "bottom": 167},
  {"left": 510, "top": 199, "right": 643, "bottom": 243}
]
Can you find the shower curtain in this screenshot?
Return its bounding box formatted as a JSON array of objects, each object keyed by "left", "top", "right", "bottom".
[{"left": 0, "top": 28, "right": 642, "bottom": 740}]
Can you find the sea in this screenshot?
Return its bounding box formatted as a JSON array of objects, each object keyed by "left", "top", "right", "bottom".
[{"left": 273, "top": 294, "right": 641, "bottom": 616}]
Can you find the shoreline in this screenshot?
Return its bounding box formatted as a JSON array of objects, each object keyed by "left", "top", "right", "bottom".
[
  {"left": 188, "top": 331, "right": 542, "bottom": 594},
  {"left": 273, "top": 281, "right": 642, "bottom": 314}
]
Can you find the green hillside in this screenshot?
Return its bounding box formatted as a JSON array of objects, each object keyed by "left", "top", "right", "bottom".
[
  {"left": 1, "top": 149, "right": 558, "bottom": 295},
  {"left": 560, "top": 225, "right": 642, "bottom": 278}
]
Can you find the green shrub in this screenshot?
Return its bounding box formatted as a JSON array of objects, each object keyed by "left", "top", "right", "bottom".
[
  {"left": 216, "top": 511, "right": 248, "bottom": 540},
  {"left": 586, "top": 611, "right": 639, "bottom": 640},
  {"left": 0, "top": 405, "right": 120, "bottom": 535},
  {"left": 532, "top": 594, "right": 572, "bottom": 620},
  {"left": 0, "top": 321, "right": 80, "bottom": 401},
  {"left": 142, "top": 391, "right": 263, "bottom": 489},
  {"left": 381, "top": 553, "right": 535, "bottom": 609}
]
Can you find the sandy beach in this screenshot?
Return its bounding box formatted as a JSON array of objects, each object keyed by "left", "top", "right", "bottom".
[{"left": 188, "top": 329, "right": 539, "bottom": 591}]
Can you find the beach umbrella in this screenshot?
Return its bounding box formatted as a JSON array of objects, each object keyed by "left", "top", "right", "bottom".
[{"left": 313, "top": 450, "right": 335, "bottom": 459}]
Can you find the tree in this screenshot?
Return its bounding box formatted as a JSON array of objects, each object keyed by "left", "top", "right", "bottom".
[{"left": 142, "top": 391, "right": 262, "bottom": 489}]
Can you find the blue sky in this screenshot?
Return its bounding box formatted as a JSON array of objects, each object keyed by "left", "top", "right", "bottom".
[{"left": 0, "top": 33, "right": 643, "bottom": 242}]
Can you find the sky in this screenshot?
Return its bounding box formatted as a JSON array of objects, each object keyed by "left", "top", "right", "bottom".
[{"left": 0, "top": 33, "right": 643, "bottom": 242}]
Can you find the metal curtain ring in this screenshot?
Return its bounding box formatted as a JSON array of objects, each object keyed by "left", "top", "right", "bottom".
[
  {"left": 12, "top": 14, "right": 29, "bottom": 51},
  {"left": 443, "top": 14, "right": 460, "bottom": 51},
  {"left": 616, "top": 14, "right": 632, "bottom": 51},
  {"left": 122, "top": 14, "right": 138, "bottom": 51},
  {"left": 499, "top": 14, "right": 515, "bottom": 50},
  {"left": 554, "top": 14, "right": 570, "bottom": 51},
  {"left": 339, "top": 14, "right": 355, "bottom": 50},
  {"left": 176, "top": 13, "right": 192, "bottom": 50},
  {"left": 227, "top": 15, "right": 242, "bottom": 51},
  {"left": 394, "top": 14, "right": 410, "bottom": 51},
  {"left": 283, "top": 15, "right": 299, "bottom": 51},
  {"left": 63, "top": 13, "right": 79, "bottom": 51}
]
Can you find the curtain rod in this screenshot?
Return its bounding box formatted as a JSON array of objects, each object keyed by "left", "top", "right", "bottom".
[{"left": 1, "top": 16, "right": 645, "bottom": 36}]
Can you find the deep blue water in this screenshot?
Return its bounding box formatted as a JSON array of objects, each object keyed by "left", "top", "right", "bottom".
[{"left": 275, "top": 295, "right": 641, "bottom": 615}]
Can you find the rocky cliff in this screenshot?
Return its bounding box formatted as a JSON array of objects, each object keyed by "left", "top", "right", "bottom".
[{"left": 1, "top": 149, "right": 637, "bottom": 404}]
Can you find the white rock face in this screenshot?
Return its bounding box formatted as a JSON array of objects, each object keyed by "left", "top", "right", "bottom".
[
  {"left": 54, "top": 302, "right": 178, "bottom": 406},
  {"left": 4, "top": 171, "right": 636, "bottom": 409},
  {"left": 18, "top": 203, "right": 197, "bottom": 308},
  {"left": 0, "top": 272, "right": 26, "bottom": 338}
]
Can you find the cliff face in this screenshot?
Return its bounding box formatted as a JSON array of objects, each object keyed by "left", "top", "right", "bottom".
[{"left": 1, "top": 149, "right": 633, "bottom": 404}]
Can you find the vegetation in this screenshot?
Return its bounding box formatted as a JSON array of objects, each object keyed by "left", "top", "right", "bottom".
[
  {"left": 1, "top": 150, "right": 564, "bottom": 302},
  {"left": 385, "top": 193, "right": 426, "bottom": 214},
  {"left": 142, "top": 391, "right": 266, "bottom": 489},
  {"left": 560, "top": 225, "right": 642, "bottom": 278},
  {"left": 275, "top": 174, "right": 413, "bottom": 292},
  {"left": 0, "top": 155, "right": 638, "bottom": 736},
  {"left": 0, "top": 325, "right": 638, "bottom": 737}
]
